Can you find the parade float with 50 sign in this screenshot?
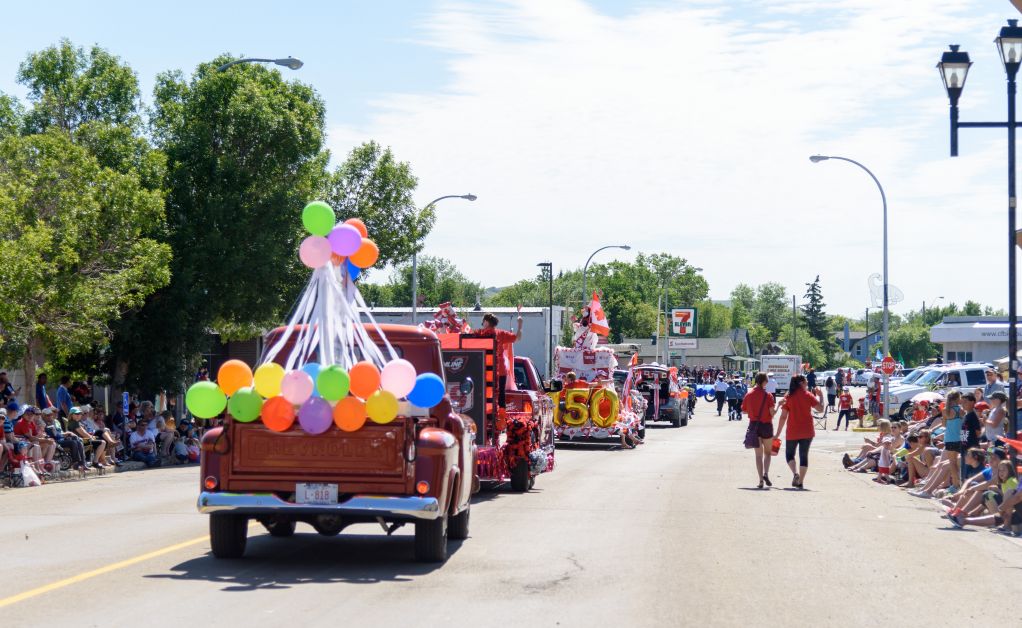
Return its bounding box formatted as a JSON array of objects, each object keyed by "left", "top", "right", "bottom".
[
  {"left": 549, "top": 293, "right": 644, "bottom": 442},
  {"left": 189, "top": 201, "right": 478, "bottom": 563}
]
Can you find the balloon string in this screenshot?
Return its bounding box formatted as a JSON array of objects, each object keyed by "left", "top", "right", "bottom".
[{"left": 262, "top": 273, "right": 316, "bottom": 367}]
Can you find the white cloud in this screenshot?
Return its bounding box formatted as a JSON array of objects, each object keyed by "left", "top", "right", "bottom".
[{"left": 328, "top": 0, "right": 1019, "bottom": 316}]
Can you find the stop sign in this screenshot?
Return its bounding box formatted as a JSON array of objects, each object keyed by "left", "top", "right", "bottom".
[{"left": 881, "top": 356, "right": 896, "bottom": 375}]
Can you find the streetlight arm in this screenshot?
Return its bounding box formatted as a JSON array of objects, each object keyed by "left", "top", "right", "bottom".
[{"left": 217, "top": 57, "right": 303, "bottom": 72}]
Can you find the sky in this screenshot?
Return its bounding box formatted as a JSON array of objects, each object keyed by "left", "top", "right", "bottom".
[{"left": 1, "top": 0, "right": 1020, "bottom": 318}]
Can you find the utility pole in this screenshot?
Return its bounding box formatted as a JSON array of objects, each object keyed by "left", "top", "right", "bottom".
[{"left": 792, "top": 295, "right": 797, "bottom": 354}]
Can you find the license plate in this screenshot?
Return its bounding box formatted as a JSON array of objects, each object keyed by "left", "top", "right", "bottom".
[{"left": 296, "top": 483, "right": 338, "bottom": 505}]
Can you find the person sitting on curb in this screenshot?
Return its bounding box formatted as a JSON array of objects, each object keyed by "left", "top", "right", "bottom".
[{"left": 128, "top": 420, "right": 160, "bottom": 468}]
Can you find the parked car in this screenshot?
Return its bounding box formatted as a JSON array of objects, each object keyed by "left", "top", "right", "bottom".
[{"left": 886, "top": 363, "right": 989, "bottom": 419}]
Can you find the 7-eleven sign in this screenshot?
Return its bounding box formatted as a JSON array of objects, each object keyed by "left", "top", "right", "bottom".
[{"left": 671, "top": 308, "right": 697, "bottom": 336}]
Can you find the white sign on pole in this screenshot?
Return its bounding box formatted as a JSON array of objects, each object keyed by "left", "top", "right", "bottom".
[
  {"left": 671, "top": 308, "right": 697, "bottom": 336},
  {"left": 668, "top": 338, "right": 698, "bottom": 349}
]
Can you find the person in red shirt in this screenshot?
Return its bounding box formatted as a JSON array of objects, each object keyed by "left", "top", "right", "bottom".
[
  {"left": 775, "top": 375, "right": 824, "bottom": 489},
  {"left": 741, "top": 372, "right": 776, "bottom": 489},
  {"left": 13, "top": 407, "right": 55, "bottom": 466},
  {"left": 478, "top": 308, "right": 523, "bottom": 410},
  {"left": 835, "top": 387, "right": 854, "bottom": 431}
]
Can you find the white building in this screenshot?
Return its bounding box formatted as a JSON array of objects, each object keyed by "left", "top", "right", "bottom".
[{"left": 929, "top": 316, "right": 1019, "bottom": 364}]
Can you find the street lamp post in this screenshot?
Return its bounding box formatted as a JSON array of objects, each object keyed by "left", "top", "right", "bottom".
[
  {"left": 582, "top": 245, "right": 631, "bottom": 302},
  {"left": 938, "top": 21, "right": 1022, "bottom": 438},
  {"left": 411, "top": 194, "right": 477, "bottom": 324},
  {"left": 537, "top": 262, "right": 554, "bottom": 379},
  {"left": 922, "top": 295, "right": 945, "bottom": 321},
  {"left": 810, "top": 154, "right": 890, "bottom": 421},
  {"left": 216, "top": 57, "right": 304, "bottom": 72}
]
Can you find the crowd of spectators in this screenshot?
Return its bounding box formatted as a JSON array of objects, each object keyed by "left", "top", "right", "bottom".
[
  {"left": 1, "top": 371, "right": 201, "bottom": 487},
  {"left": 841, "top": 369, "right": 1022, "bottom": 536}
]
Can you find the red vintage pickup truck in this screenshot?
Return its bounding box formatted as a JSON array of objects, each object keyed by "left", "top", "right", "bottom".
[{"left": 197, "top": 324, "right": 478, "bottom": 562}]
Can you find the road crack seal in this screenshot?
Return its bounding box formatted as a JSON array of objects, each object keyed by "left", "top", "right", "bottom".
[{"left": 523, "top": 553, "right": 583, "bottom": 593}]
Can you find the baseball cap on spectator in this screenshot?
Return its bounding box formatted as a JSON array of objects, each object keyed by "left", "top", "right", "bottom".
[
  {"left": 6, "top": 401, "right": 20, "bottom": 413},
  {"left": 975, "top": 401, "right": 990, "bottom": 413},
  {"left": 69, "top": 407, "right": 82, "bottom": 415},
  {"left": 41, "top": 406, "right": 55, "bottom": 415}
]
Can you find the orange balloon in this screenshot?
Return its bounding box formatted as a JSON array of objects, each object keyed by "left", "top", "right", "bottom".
[
  {"left": 349, "top": 238, "right": 379, "bottom": 268},
  {"left": 330, "top": 253, "right": 345, "bottom": 266},
  {"left": 261, "top": 396, "right": 295, "bottom": 432},
  {"left": 344, "top": 218, "right": 368, "bottom": 238},
  {"left": 333, "top": 396, "right": 367, "bottom": 431},
  {"left": 217, "top": 359, "right": 253, "bottom": 397},
  {"left": 349, "top": 361, "right": 381, "bottom": 399}
]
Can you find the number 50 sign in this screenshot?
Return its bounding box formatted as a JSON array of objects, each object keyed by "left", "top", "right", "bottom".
[{"left": 671, "top": 308, "right": 697, "bottom": 336}]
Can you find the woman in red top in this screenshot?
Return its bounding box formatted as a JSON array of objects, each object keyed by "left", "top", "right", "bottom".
[
  {"left": 741, "top": 373, "right": 776, "bottom": 489},
  {"left": 775, "top": 375, "right": 824, "bottom": 489}
]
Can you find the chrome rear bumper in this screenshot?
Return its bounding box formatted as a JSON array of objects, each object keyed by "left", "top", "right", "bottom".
[{"left": 197, "top": 491, "right": 441, "bottom": 521}]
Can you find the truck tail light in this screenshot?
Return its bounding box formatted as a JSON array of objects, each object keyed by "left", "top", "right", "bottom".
[
  {"left": 204, "top": 476, "right": 218, "bottom": 491},
  {"left": 416, "top": 481, "right": 430, "bottom": 495}
]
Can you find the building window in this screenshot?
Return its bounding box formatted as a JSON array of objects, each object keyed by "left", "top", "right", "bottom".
[
  {"left": 855, "top": 345, "right": 861, "bottom": 356},
  {"left": 946, "top": 351, "right": 973, "bottom": 363}
]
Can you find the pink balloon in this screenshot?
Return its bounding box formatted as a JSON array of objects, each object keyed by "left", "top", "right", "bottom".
[
  {"left": 299, "top": 236, "right": 332, "bottom": 268},
  {"left": 298, "top": 397, "right": 333, "bottom": 435},
  {"left": 380, "top": 359, "right": 418, "bottom": 398},
  {"left": 280, "top": 370, "right": 314, "bottom": 405},
  {"left": 328, "top": 224, "right": 363, "bottom": 257}
]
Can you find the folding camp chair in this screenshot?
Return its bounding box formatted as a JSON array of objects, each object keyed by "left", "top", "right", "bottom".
[{"left": 813, "top": 407, "right": 829, "bottom": 430}]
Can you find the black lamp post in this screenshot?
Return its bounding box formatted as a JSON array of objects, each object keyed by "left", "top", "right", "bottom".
[
  {"left": 940, "top": 20, "right": 1022, "bottom": 438},
  {"left": 537, "top": 262, "right": 554, "bottom": 379}
]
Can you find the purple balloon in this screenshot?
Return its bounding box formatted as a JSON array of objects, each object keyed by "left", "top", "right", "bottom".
[
  {"left": 328, "top": 224, "right": 363, "bottom": 256},
  {"left": 298, "top": 397, "right": 333, "bottom": 435}
]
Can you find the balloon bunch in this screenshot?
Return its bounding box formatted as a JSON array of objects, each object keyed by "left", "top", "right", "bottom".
[
  {"left": 299, "top": 201, "right": 379, "bottom": 280},
  {"left": 184, "top": 201, "right": 448, "bottom": 434}
]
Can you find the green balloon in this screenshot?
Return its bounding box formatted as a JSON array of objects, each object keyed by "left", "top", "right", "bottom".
[
  {"left": 302, "top": 201, "right": 335, "bottom": 236},
  {"left": 186, "top": 381, "right": 227, "bottom": 419},
  {"left": 228, "top": 386, "right": 264, "bottom": 423},
  {"left": 317, "top": 365, "right": 350, "bottom": 401}
]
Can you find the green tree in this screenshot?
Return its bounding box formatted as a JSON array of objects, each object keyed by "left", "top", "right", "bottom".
[
  {"left": 695, "top": 300, "right": 732, "bottom": 338},
  {"left": 800, "top": 276, "right": 829, "bottom": 342},
  {"left": 112, "top": 56, "right": 328, "bottom": 393},
  {"left": 0, "top": 131, "right": 171, "bottom": 385},
  {"left": 323, "top": 141, "right": 433, "bottom": 267},
  {"left": 383, "top": 256, "right": 483, "bottom": 308},
  {"left": 888, "top": 324, "right": 940, "bottom": 367},
  {"left": 780, "top": 323, "right": 825, "bottom": 369},
  {"left": 754, "top": 282, "right": 788, "bottom": 340},
  {"left": 0, "top": 92, "right": 21, "bottom": 139}
]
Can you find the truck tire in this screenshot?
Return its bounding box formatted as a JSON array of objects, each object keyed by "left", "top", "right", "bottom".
[
  {"left": 637, "top": 420, "right": 646, "bottom": 440},
  {"left": 449, "top": 505, "right": 470, "bottom": 540},
  {"left": 414, "top": 514, "right": 448, "bottom": 562},
  {"left": 898, "top": 401, "right": 912, "bottom": 421},
  {"left": 264, "top": 519, "right": 296, "bottom": 537},
  {"left": 510, "top": 459, "right": 530, "bottom": 492},
  {"left": 672, "top": 409, "right": 682, "bottom": 428},
  {"left": 210, "top": 514, "right": 247, "bottom": 559}
]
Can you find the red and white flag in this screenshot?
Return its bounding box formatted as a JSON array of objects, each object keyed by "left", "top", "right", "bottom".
[{"left": 588, "top": 292, "right": 610, "bottom": 337}]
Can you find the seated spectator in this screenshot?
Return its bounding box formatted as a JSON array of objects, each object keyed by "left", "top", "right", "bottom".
[
  {"left": 0, "top": 371, "right": 20, "bottom": 406},
  {"left": 68, "top": 406, "right": 108, "bottom": 468},
  {"left": 900, "top": 430, "right": 938, "bottom": 487},
  {"left": 14, "top": 406, "right": 56, "bottom": 470},
  {"left": 42, "top": 408, "right": 87, "bottom": 470},
  {"left": 949, "top": 459, "right": 1020, "bottom": 531},
  {"left": 941, "top": 448, "right": 1007, "bottom": 516},
  {"left": 87, "top": 406, "right": 122, "bottom": 465},
  {"left": 140, "top": 401, "right": 177, "bottom": 458},
  {"left": 128, "top": 420, "right": 160, "bottom": 467},
  {"left": 1, "top": 407, "right": 15, "bottom": 470}
]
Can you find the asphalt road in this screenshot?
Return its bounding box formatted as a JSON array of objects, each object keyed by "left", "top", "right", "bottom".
[{"left": 2, "top": 399, "right": 1020, "bottom": 627}]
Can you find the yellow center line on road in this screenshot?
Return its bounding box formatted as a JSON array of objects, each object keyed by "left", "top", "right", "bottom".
[{"left": 0, "top": 532, "right": 212, "bottom": 609}]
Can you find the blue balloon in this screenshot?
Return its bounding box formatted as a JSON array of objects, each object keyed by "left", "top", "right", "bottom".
[
  {"left": 345, "top": 259, "right": 361, "bottom": 281},
  {"left": 301, "top": 362, "right": 322, "bottom": 397},
  {"left": 408, "top": 373, "right": 445, "bottom": 408}
]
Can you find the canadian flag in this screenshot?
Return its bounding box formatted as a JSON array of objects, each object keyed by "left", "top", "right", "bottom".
[{"left": 588, "top": 292, "right": 610, "bottom": 337}]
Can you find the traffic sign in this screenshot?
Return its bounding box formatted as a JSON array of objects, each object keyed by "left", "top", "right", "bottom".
[{"left": 881, "top": 356, "right": 896, "bottom": 375}]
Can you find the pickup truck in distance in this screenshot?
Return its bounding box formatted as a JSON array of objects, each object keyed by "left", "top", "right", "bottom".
[{"left": 197, "top": 324, "right": 478, "bottom": 562}]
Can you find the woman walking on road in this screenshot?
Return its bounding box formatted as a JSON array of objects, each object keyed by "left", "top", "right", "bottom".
[
  {"left": 775, "top": 375, "right": 824, "bottom": 490},
  {"left": 742, "top": 373, "right": 776, "bottom": 489},
  {"left": 714, "top": 374, "right": 728, "bottom": 416}
]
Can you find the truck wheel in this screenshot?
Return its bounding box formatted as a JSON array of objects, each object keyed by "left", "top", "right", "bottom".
[
  {"left": 264, "top": 519, "right": 296, "bottom": 537},
  {"left": 637, "top": 421, "right": 646, "bottom": 440},
  {"left": 510, "top": 459, "right": 530, "bottom": 492},
  {"left": 449, "top": 504, "right": 470, "bottom": 540},
  {"left": 898, "top": 401, "right": 912, "bottom": 421},
  {"left": 672, "top": 409, "right": 682, "bottom": 428},
  {"left": 414, "top": 514, "right": 448, "bottom": 562},
  {"left": 210, "top": 514, "right": 247, "bottom": 559}
]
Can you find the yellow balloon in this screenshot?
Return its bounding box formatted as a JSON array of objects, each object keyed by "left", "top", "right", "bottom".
[
  {"left": 253, "top": 363, "right": 285, "bottom": 398},
  {"left": 366, "top": 390, "right": 399, "bottom": 424}
]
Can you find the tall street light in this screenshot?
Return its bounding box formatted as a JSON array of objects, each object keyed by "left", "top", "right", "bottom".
[
  {"left": 582, "top": 245, "right": 631, "bottom": 302},
  {"left": 938, "top": 20, "right": 1022, "bottom": 438},
  {"left": 810, "top": 154, "right": 890, "bottom": 420},
  {"left": 412, "top": 194, "right": 477, "bottom": 323},
  {"left": 922, "top": 295, "right": 944, "bottom": 320},
  {"left": 216, "top": 57, "right": 304, "bottom": 72},
  {"left": 537, "top": 262, "right": 554, "bottom": 379}
]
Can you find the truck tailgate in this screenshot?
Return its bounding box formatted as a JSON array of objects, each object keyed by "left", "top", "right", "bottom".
[{"left": 229, "top": 421, "right": 408, "bottom": 481}]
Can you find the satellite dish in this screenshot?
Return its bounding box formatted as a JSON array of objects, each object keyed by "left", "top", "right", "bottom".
[{"left": 868, "top": 273, "right": 903, "bottom": 308}]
